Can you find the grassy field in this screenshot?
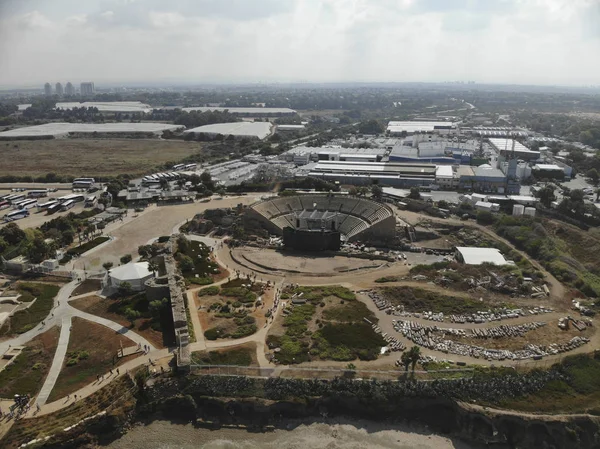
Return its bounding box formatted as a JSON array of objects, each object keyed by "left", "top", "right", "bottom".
[
  {"left": 0, "top": 326, "right": 59, "bottom": 398},
  {"left": 0, "top": 283, "right": 60, "bottom": 336},
  {"left": 267, "top": 285, "right": 384, "bottom": 364},
  {"left": 0, "top": 139, "right": 203, "bottom": 178},
  {"left": 191, "top": 343, "right": 257, "bottom": 366},
  {"left": 47, "top": 317, "right": 138, "bottom": 403},
  {"left": 379, "top": 286, "right": 487, "bottom": 315},
  {"left": 70, "top": 294, "right": 173, "bottom": 348}
]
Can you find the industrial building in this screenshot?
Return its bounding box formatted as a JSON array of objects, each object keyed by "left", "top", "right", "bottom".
[
  {"left": 276, "top": 124, "right": 306, "bottom": 133},
  {"left": 489, "top": 138, "right": 540, "bottom": 161},
  {"left": 307, "top": 161, "right": 437, "bottom": 187},
  {"left": 0, "top": 122, "right": 184, "bottom": 139},
  {"left": 55, "top": 101, "right": 153, "bottom": 113},
  {"left": 181, "top": 106, "right": 296, "bottom": 116},
  {"left": 463, "top": 127, "right": 528, "bottom": 138},
  {"left": 103, "top": 262, "right": 154, "bottom": 292},
  {"left": 279, "top": 145, "right": 386, "bottom": 165},
  {"left": 183, "top": 122, "right": 273, "bottom": 140},
  {"left": 533, "top": 164, "right": 566, "bottom": 180},
  {"left": 455, "top": 247, "right": 509, "bottom": 265},
  {"left": 457, "top": 165, "right": 518, "bottom": 194},
  {"left": 387, "top": 121, "right": 457, "bottom": 135}
]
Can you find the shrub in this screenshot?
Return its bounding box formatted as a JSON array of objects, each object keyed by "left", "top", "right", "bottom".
[
  {"left": 204, "top": 327, "right": 220, "bottom": 340},
  {"left": 198, "top": 286, "right": 220, "bottom": 296}
]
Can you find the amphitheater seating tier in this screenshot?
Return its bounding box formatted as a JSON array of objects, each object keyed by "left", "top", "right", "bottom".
[{"left": 251, "top": 195, "right": 392, "bottom": 239}]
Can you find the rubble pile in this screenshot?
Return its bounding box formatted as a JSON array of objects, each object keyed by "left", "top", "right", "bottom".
[{"left": 392, "top": 319, "right": 589, "bottom": 361}]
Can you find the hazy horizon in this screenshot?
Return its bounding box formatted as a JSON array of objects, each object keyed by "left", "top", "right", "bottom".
[{"left": 1, "top": 0, "right": 599, "bottom": 89}]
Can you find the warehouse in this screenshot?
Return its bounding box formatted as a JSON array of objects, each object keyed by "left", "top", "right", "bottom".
[
  {"left": 55, "top": 101, "right": 152, "bottom": 113},
  {"left": 387, "top": 120, "right": 457, "bottom": 135},
  {"left": 0, "top": 122, "right": 183, "bottom": 139},
  {"left": 181, "top": 107, "right": 296, "bottom": 116},
  {"left": 489, "top": 138, "right": 540, "bottom": 161},
  {"left": 276, "top": 124, "right": 306, "bottom": 132},
  {"left": 457, "top": 165, "right": 514, "bottom": 194},
  {"left": 533, "top": 164, "right": 566, "bottom": 180},
  {"left": 183, "top": 122, "right": 273, "bottom": 140},
  {"left": 455, "top": 247, "right": 509, "bottom": 265},
  {"left": 308, "top": 161, "right": 436, "bottom": 187}
]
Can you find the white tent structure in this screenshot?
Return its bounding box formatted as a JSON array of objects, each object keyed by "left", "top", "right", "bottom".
[{"left": 105, "top": 262, "right": 154, "bottom": 292}]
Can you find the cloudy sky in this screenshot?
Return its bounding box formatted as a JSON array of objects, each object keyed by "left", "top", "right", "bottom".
[{"left": 0, "top": 0, "right": 599, "bottom": 88}]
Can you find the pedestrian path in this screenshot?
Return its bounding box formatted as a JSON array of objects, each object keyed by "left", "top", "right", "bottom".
[{"left": 37, "top": 316, "right": 72, "bottom": 405}]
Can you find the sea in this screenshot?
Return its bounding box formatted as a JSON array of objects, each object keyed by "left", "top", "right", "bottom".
[{"left": 106, "top": 419, "right": 478, "bottom": 449}]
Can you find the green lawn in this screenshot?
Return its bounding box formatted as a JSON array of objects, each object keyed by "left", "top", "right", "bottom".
[
  {"left": 0, "top": 283, "right": 60, "bottom": 336},
  {"left": 379, "top": 286, "right": 486, "bottom": 315},
  {"left": 192, "top": 346, "right": 255, "bottom": 366}
]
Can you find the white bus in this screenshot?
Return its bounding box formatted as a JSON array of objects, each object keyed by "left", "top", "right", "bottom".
[
  {"left": 4, "top": 209, "right": 30, "bottom": 222},
  {"left": 0, "top": 200, "right": 10, "bottom": 210},
  {"left": 184, "top": 163, "right": 197, "bottom": 170},
  {"left": 13, "top": 199, "right": 38, "bottom": 210},
  {"left": 61, "top": 200, "right": 75, "bottom": 211},
  {"left": 85, "top": 195, "right": 98, "bottom": 207},
  {"left": 5, "top": 193, "right": 26, "bottom": 204},
  {"left": 38, "top": 200, "right": 58, "bottom": 210},
  {"left": 47, "top": 203, "right": 61, "bottom": 215},
  {"left": 27, "top": 189, "right": 48, "bottom": 198},
  {"left": 58, "top": 193, "right": 85, "bottom": 203},
  {"left": 72, "top": 177, "right": 95, "bottom": 189},
  {"left": 173, "top": 164, "right": 185, "bottom": 170}
]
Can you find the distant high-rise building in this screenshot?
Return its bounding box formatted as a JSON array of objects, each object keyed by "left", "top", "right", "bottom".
[
  {"left": 80, "top": 82, "right": 95, "bottom": 96},
  {"left": 65, "top": 82, "right": 75, "bottom": 96},
  {"left": 55, "top": 82, "right": 64, "bottom": 96},
  {"left": 44, "top": 82, "right": 52, "bottom": 96}
]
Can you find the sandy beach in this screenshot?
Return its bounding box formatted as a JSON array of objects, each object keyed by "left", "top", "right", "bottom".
[{"left": 106, "top": 419, "right": 478, "bottom": 449}]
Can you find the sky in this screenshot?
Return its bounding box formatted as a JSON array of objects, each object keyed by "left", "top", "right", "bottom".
[{"left": 0, "top": 0, "right": 599, "bottom": 88}]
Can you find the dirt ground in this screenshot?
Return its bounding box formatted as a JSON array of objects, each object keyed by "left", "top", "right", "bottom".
[
  {"left": 235, "top": 247, "right": 388, "bottom": 275},
  {"left": 75, "top": 195, "right": 260, "bottom": 270},
  {"left": 70, "top": 280, "right": 101, "bottom": 297},
  {"left": 47, "top": 317, "right": 138, "bottom": 402},
  {"left": 0, "top": 139, "right": 204, "bottom": 178},
  {"left": 69, "top": 295, "right": 165, "bottom": 349}
]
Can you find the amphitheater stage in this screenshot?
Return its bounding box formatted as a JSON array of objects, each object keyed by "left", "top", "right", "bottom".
[{"left": 231, "top": 247, "right": 389, "bottom": 275}]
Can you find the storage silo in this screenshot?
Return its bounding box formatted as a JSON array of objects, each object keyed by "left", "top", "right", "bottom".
[
  {"left": 513, "top": 204, "right": 525, "bottom": 216},
  {"left": 524, "top": 207, "right": 536, "bottom": 217}
]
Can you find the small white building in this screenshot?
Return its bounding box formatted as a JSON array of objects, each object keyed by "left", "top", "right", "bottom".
[
  {"left": 104, "top": 262, "right": 154, "bottom": 292},
  {"left": 475, "top": 201, "right": 500, "bottom": 212},
  {"left": 455, "top": 247, "right": 508, "bottom": 265}
]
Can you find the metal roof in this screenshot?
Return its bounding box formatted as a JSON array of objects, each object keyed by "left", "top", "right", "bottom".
[
  {"left": 0, "top": 122, "right": 183, "bottom": 138},
  {"left": 183, "top": 122, "right": 272, "bottom": 139},
  {"left": 181, "top": 107, "right": 296, "bottom": 115},
  {"left": 387, "top": 121, "right": 456, "bottom": 133},
  {"left": 455, "top": 247, "right": 508, "bottom": 265}
]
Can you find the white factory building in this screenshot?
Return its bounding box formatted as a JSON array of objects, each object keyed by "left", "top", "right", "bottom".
[
  {"left": 455, "top": 247, "right": 509, "bottom": 266},
  {"left": 183, "top": 122, "right": 273, "bottom": 140},
  {"left": 387, "top": 120, "right": 457, "bottom": 136}
]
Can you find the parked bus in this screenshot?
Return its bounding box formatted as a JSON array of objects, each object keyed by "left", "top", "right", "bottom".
[
  {"left": 184, "top": 163, "right": 197, "bottom": 170},
  {"left": 47, "top": 203, "right": 61, "bottom": 215},
  {"left": 4, "top": 209, "right": 30, "bottom": 222},
  {"left": 5, "top": 193, "right": 26, "bottom": 204},
  {"left": 0, "top": 200, "right": 10, "bottom": 210},
  {"left": 27, "top": 189, "right": 48, "bottom": 198},
  {"left": 38, "top": 200, "right": 58, "bottom": 210},
  {"left": 85, "top": 195, "right": 97, "bottom": 207},
  {"left": 172, "top": 164, "right": 185, "bottom": 170},
  {"left": 13, "top": 199, "right": 38, "bottom": 210},
  {"left": 72, "top": 177, "right": 95, "bottom": 189},
  {"left": 0, "top": 193, "right": 12, "bottom": 201},
  {"left": 58, "top": 193, "right": 85, "bottom": 203},
  {"left": 61, "top": 200, "right": 75, "bottom": 211}
]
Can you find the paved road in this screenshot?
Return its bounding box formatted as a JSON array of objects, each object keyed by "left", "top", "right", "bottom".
[{"left": 37, "top": 316, "right": 72, "bottom": 405}]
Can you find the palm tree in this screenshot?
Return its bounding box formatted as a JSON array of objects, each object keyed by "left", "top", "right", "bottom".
[
  {"left": 408, "top": 346, "right": 421, "bottom": 372},
  {"left": 401, "top": 352, "right": 411, "bottom": 372},
  {"left": 147, "top": 260, "right": 159, "bottom": 276}
]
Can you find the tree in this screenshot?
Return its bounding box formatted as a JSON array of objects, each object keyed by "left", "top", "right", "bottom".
[
  {"left": 124, "top": 307, "right": 140, "bottom": 326},
  {"left": 408, "top": 187, "right": 421, "bottom": 200},
  {"left": 177, "top": 235, "right": 190, "bottom": 253},
  {"left": 358, "top": 119, "right": 384, "bottom": 135},
  {"left": 401, "top": 352, "right": 411, "bottom": 372},
  {"left": 102, "top": 261, "right": 114, "bottom": 272},
  {"left": 408, "top": 346, "right": 421, "bottom": 372},
  {"left": 26, "top": 236, "right": 51, "bottom": 264},
  {"left": 120, "top": 254, "right": 132, "bottom": 264},
  {"left": 536, "top": 185, "right": 556, "bottom": 208},
  {"left": 148, "top": 260, "right": 159, "bottom": 276},
  {"left": 0, "top": 222, "right": 26, "bottom": 246},
  {"left": 587, "top": 169, "right": 600, "bottom": 185},
  {"left": 179, "top": 255, "right": 194, "bottom": 272},
  {"left": 0, "top": 236, "right": 7, "bottom": 254},
  {"left": 370, "top": 184, "right": 383, "bottom": 201},
  {"left": 118, "top": 281, "right": 133, "bottom": 297},
  {"left": 149, "top": 298, "right": 169, "bottom": 317}
]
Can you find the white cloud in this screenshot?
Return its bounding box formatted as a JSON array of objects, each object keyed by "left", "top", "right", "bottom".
[{"left": 0, "top": 0, "right": 598, "bottom": 87}]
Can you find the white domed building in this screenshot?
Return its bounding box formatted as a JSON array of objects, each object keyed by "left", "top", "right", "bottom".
[{"left": 103, "top": 262, "right": 154, "bottom": 292}]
